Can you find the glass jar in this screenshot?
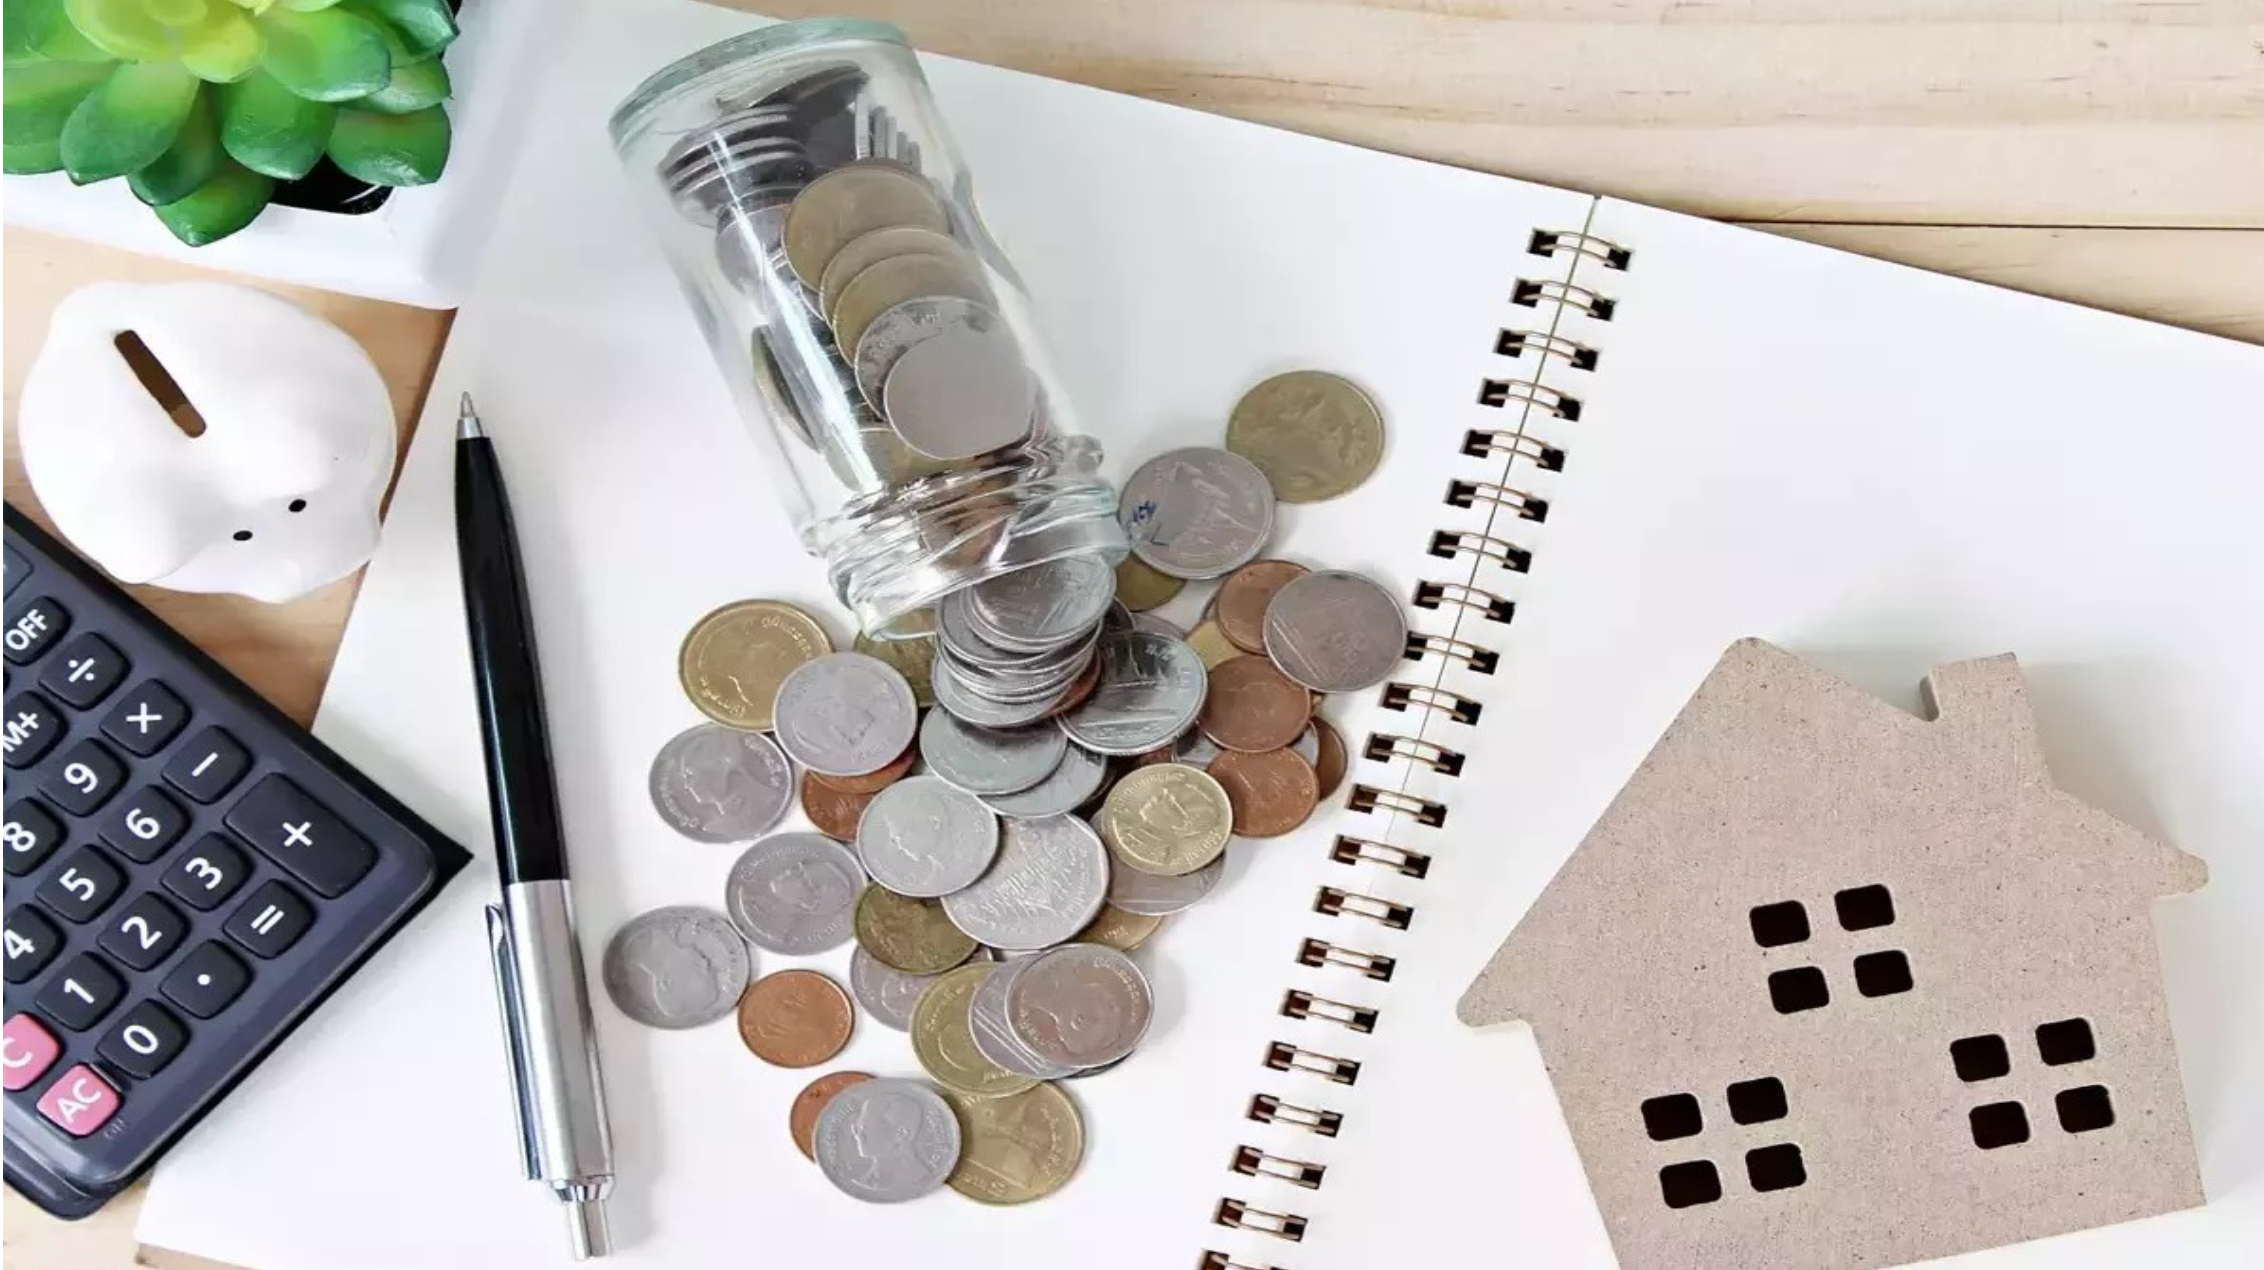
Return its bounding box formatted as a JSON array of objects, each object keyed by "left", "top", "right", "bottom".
[{"left": 610, "top": 21, "right": 1126, "bottom": 638}]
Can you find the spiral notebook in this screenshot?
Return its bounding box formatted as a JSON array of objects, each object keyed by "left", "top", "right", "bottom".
[{"left": 133, "top": 0, "right": 2264, "bottom": 1267}]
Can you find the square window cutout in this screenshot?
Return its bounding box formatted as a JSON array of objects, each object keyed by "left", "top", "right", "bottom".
[
  {"left": 1749, "top": 901, "right": 1810, "bottom": 948},
  {"left": 1970, "top": 1101, "right": 2030, "bottom": 1150},
  {"left": 1745, "top": 1143, "right": 1807, "bottom": 1192},
  {"left": 2036, "top": 1018, "right": 2096, "bottom": 1066},
  {"left": 1641, "top": 1093, "right": 1703, "bottom": 1141},
  {"left": 1853, "top": 950, "right": 1913, "bottom": 997},
  {"left": 1768, "top": 966, "right": 1830, "bottom": 1014},
  {"left": 1727, "top": 1077, "right": 1788, "bottom": 1125},
  {"left": 1951, "top": 1034, "right": 2011, "bottom": 1083},
  {"left": 2056, "top": 1085, "right": 2115, "bottom": 1134},
  {"left": 1659, "top": 1160, "right": 1722, "bottom": 1209},
  {"left": 1834, "top": 884, "right": 1896, "bottom": 931}
]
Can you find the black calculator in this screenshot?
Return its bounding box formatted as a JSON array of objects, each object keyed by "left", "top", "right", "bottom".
[{"left": 2, "top": 506, "right": 470, "bottom": 1218}]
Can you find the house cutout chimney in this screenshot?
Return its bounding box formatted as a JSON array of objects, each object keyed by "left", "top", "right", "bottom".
[{"left": 1460, "top": 639, "right": 2207, "bottom": 1270}]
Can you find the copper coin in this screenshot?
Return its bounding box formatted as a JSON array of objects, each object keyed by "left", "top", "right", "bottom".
[
  {"left": 1210, "top": 747, "right": 1319, "bottom": 838},
  {"left": 1215, "top": 559, "right": 1308, "bottom": 655},
  {"left": 800, "top": 779, "right": 873, "bottom": 841},
  {"left": 809, "top": 743, "right": 916, "bottom": 795},
  {"left": 1199, "top": 655, "right": 1314, "bottom": 753},
  {"left": 789, "top": 1070, "right": 873, "bottom": 1161},
  {"left": 737, "top": 969, "right": 855, "bottom": 1068},
  {"left": 1310, "top": 716, "right": 1350, "bottom": 800}
]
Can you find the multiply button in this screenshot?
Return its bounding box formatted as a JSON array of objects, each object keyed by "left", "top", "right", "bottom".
[
  {"left": 100, "top": 681, "right": 188, "bottom": 757},
  {"left": 224, "top": 775, "right": 375, "bottom": 898}
]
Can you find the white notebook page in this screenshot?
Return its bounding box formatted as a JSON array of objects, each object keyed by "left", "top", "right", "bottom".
[{"left": 132, "top": 1, "right": 1596, "bottom": 1267}]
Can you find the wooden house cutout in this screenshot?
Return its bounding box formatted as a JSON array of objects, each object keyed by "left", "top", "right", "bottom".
[{"left": 1460, "top": 639, "right": 2207, "bottom": 1270}]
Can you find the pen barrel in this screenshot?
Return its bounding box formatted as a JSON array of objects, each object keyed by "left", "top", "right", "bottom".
[
  {"left": 455, "top": 438, "right": 570, "bottom": 882},
  {"left": 496, "top": 880, "right": 616, "bottom": 1188}
]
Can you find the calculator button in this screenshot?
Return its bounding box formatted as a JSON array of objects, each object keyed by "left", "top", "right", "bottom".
[
  {"left": 163, "top": 727, "right": 249, "bottom": 804},
  {"left": 100, "top": 681, "right": 188, "bottom": 757},
  {"left": 3, "top": 1013, "right": 63, "bottom": 1091},
  {"left": 34, "top": 1064, "right": 120, "bottom": 1137},
  {"left": 100, "top": 787, "right": 189, "bottom": 863},
  {"left": 224, "top": 881, "right": 312, "bottom": 959},
  {"left": 35, "top": 952, "right": 125, "bottom": 1031},
  {"left": 3, "top": 597, "right": 69, "bottom": 665},
  {"left": 98, "top": 893, "right": 188, "bottom": 971},
  {"left": 1, "top": 544, "right": 24, "bottom": 597},
  {"left": 162, "top": 835, "right": 250, "bottom": 912},
  {"left": 3, "top": 906, "right": 63, "bottom": 984},
  {"left": 36, "top": 846, "right": 125, "bottom": 924},
  {"left": 2, "top": 692, "right": 65, "bottom": 770},
  {"left": 3, "top": 799, "right": 65, "bottom": 876},
  {"left": 39, "top": 634, "right": 127, "bottom": 709},
  {"left": 226, "top": 775, "right": 376, "bottom": 898},
  {"left": 160, "top": 942, "right": 250, "bottom": 1019},
  {"left": 42, "top": 737, "right": 125, "bottom": 815},
  {"left": 97, "top": 1000, "right": 189, "bottom": 1079}
]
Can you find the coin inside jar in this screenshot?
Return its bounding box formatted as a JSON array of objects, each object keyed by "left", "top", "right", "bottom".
[
  {"left": 678, "top": 599, "right": 832, "bottom": 731},
  {"left": 852, "top": 295, "right": 1006, "bottom": 414},
  {"left": 830, "top": 251, "right": 994, "bottom": 364},
  {"left": 790, "top": 1071, "right": 873, "bottom": 1161},
  {"left": 1197, "top": 654, "right": 1315, "bottom": 754},
  {"left": 1214, "top": 559, "right": 1309, "bottom": 654},
  {"left": 1096, "top": 762, "right": 1233, "bottom": 877},
  {"left": 1225, "top": 369, "right": 1386, "bottom": 503},
  {"left": 883, "top": 325, "right": 1036, "bottom": 461},
  {"left": 738, "top": 968, "right": 855, "bottom": 1068},
  {"left": 942, "top": 1083, "right": 1086, "bottom": 1205},
  {"left": 819, "top": 224, "right": 973, "bottom": 325},
  {"left": 1209, "top": 747, "right": 1321, "bottom": 838},
  {"left": 782, "top": 161, "right": 950, "bottom": 286}
]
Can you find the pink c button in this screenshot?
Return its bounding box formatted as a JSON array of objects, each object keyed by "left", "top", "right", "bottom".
[{"left": 2, "top": 1014, "right": 61, "bottom": 1092}]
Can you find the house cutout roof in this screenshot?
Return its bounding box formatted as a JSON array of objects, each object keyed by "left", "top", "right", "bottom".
[{"left": 1460, "top": 639, "right": 2207, "bottom": 1270}]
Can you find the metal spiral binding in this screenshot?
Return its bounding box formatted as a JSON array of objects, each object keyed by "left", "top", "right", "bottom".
[{"left": 1208, "top": 226, "right": 1628, "bottom": 1270}]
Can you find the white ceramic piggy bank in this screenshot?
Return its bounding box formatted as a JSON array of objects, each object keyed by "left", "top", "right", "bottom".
[{"left": 19, "top": 281, "right": 396, "bottom": 604}]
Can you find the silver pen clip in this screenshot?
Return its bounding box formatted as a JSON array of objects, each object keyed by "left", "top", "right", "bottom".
[{"left": 485, "top": 903, "right": 540, "bottom": 1182}]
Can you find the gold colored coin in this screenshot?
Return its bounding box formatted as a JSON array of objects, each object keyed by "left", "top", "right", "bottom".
[
  {"left": 678, "top": 600, "right": 832, "bottom": 731},
  {"left": 819, "top": 226, "right": 973, "bottom": 328},
  {"left": 854, "top": 885, "right": 978, "bottom": 975},
  {"left": 829, "top": 253, "right": 992, "bottom": 366},
  {"left": 1113, "top": 556, "right": 1185, "bottom": 612},
  {"left": 1098, "top": 763, "right": 1233, "bottom": 877},
  {"left": 854, "top": 630, "right": 938, "bottom": 707},
  {"left": 1185, "top": 620, "right": 1240, "bottom": 671},
  {"left": 912, "top": 963, "right": 1036, "bottom": 1099},
  {"left": 1075, "top": 904, "right": 1164, "bottom": 952},
  {"left": 782, "top": 162, "right": 949, "bottom": 287},
  {"left": 1226, "top": 370, "right": 1385, "bottom": 503},
  {"left": 941, "top": 1082, "right": 1086, "bottom": 1205}
]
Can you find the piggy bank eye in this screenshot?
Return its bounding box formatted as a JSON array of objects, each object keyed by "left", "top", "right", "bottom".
[
  {"left": 288, "top": 499, "right": 307, "bottom": 513},
  {"left": 232, "top": 530, "right": 253, "bottom": 542}
]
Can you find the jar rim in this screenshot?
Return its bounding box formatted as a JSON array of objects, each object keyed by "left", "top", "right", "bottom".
[{"left": 608, "top": 19, "right": 912, "bottom": 146}]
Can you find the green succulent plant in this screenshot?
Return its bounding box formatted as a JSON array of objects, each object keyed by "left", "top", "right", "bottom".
[{"left": 3, "top": 0, "right": 458, "bottom": 245}]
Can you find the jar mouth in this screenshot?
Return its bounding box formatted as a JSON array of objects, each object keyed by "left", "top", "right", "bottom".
[{"left": 608, "top": 18, "right": 912, "bottom": 147}]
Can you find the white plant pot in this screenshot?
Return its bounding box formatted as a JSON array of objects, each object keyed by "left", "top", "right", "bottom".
[{"left": 1, "top": 0, "right": 558, "bottom": 309}]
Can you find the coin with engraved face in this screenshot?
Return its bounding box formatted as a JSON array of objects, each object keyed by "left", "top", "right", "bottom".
[
  {"left": 854, "top": 775, "right": 999, "bottom": 897},
  {"left": 812, "top": 1077, "right": 963, "bottom": 1204},
  {"left": 790, "top": 1071, "right": 873, "bottom": 1161},
  {"left": 919, "top": 707, "right": 1065, "bottom": 796},
  {"left": 850, "top": 946, "right": 945, "bottom": 1031},
  {"left": 1262, "top": 569, "right": 1408, "bottom": 693},
  {"left": 1006, "top": 943, "right": 1153, "bottom": 1071},
  {"left": 1117, "top": 447, "right": 1276, "bottom": 580},
  {"left": 678, "top": 600, "right": 832, "bottom": 731},
  {"left": 648, "top": 724, "right": 795, "bottom": 843},
  {"left": 725, "top": 833, "right": 866, "bottom": 954},
  {"left": 602, "top": 906, "right": 751, "bottom": 1029},
  {"left": 772, "top": 652, "right": 919, "bottom": 777},
  {"left": 1226, "top": 370, "right": 1386, "bottom": 503}
]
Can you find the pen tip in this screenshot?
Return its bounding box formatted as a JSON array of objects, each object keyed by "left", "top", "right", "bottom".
[{"left": 457, "top": 392, "right": 485, "bottom": 440}]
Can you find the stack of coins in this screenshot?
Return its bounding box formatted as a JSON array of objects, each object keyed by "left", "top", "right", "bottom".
[{"left": 607, "top": 367, "right": 1396, "bottom": 1206}]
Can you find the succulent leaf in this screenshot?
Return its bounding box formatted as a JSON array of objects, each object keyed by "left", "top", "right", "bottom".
[
  {"left": 276, "top": 0, "right": 345, "bottom": 9},
  {"left": 6, "top": 0, "right": 112, "bottom": 64},
  {"left": 62, "top": 0, "right": 173, "bottom": 59},
  {"left": 142, "top": 0, "right": 209, "bottom": 24},
  {"left": 324, "top": 99, "right": 440, "bottom": 185},
  {"left": 3, "top": 57, "right": 112, "bottom": 145},
  {"left": 152, "top": 154, "right": 272, "bottom": 243},
  {"left": 178, "top": 5, "right": 260, "bottom": 81},
  {"left": 58, "top": 58, "right": 199, "bottom": 182},
  {"left": 218, "top": 66, "right": 329, "bottom": 177},
  {"left": 126, "top": 79, "right": 218, "bottom": 202},
  {"left": 357, "top": 42, "right": 442, "bottom": 112},
  {"left": 4, "top": 135, "right": 67, "bottom": 171},
  {"left": 258, "top": 2, "right": 388, "bottom": 101},
  {"left": 341, "top": 0, "right": 450, "bottom": 62}
]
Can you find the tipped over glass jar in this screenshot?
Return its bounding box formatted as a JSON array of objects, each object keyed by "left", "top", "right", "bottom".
[{"left": 610, "top": 21, "right": 1127, "bottom": 640}]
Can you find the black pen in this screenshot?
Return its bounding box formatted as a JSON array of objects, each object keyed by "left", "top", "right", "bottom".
[{"left": 455, "top": 392, "right": 617, "bottom": 1259}]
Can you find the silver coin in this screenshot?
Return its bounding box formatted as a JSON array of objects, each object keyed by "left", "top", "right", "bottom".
[
  {"left": 919, "top": 707, "right": 1066, "bottom": 796},
  {"left": 1058, "top": 631, "right": 1208, "bottom": 756},
  {"left": 941, "top": 814, "right": 1110, "bottom": 950},
  {"left": 970, "top": 956, "right": 1076, "bottom": 1080},
  {"left": 1262, "top": 569, "right": 1408, "bottom": 692},
  {"left": 882, "top": 326, "right": 1035, "bottom": 461},
  {"left": 852, "top": 295, "right": 1003, "bottom": 413},
  {"left": 601, "top": 906, "right": 750, "bottom": 1029},
  {"left": 854, "top": 775, "right": 1000, "bottom": 897},
  {"left": 647, "top": 724, "right": 794, "bottom": 844},
  {"left": 967, "top": 556, "right": 1116, "bottom": 653},
  {"left": 979, "top": 743, "right": 1108, "bottom": 818},
  {"left": 1107, "top": 851, "right": 1225, "bottom": 917},
  {"left": 813, "top": 1077, "right": 962, "bottom": 1204},
  {"left": 929, "top": 653, "right": 1062, "bottom": 729},
  {"left": 772, "top": 652, "right": 920, "bottom": 777},
  {"left": 1130, "top": 612, "right": 1183, "bottom": 639},
  {"left": 1006, "top": 943, "right": 1153, "bottom": 1070},
  {"left": 1118, "top": 447, "right": 1276, "bottom": 580},
  {"left": 849, "top": 945, "right": 939, "bottom": 1032},
  {"left": 1292, "top": 723, "right": 1322, "bottom": 768},
  {"left": 724, "top": 832, "right": 866, "bottom": 954},
  {"left": 1175, "top": 728, "right": 1222, "bottom": 768}
]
